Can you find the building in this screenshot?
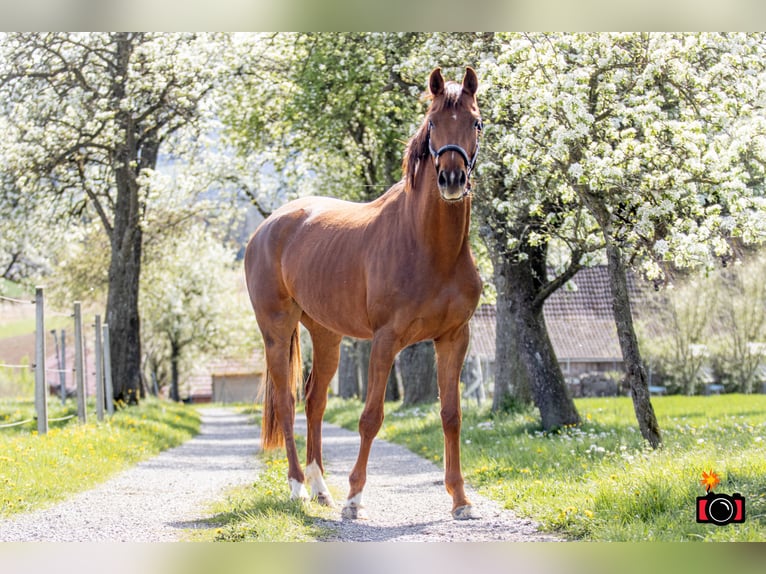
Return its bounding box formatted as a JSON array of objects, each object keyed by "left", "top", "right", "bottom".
[
  {"left": 469, "top": 266, "right": 647, "bottom": 395},
  {"left": 181, "top": 350, "right": 265, "bottom": 404}
]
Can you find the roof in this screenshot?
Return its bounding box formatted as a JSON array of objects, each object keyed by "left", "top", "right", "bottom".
[{"left": 470, "top": 266, "right": 647, "bottom": 363}]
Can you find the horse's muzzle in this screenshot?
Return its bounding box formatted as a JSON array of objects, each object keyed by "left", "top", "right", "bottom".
[{"left": 437, "top": 168, "right": 468, "bottom": 201}]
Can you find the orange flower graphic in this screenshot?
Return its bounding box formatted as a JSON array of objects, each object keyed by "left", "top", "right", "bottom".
[{"left": 700, "top": 469, "right": 721, "bottom": 493}]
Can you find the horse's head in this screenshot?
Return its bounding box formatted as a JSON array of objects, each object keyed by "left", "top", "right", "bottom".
[{"left": 415, "top": 67, "right": 482, "bottom": 202}]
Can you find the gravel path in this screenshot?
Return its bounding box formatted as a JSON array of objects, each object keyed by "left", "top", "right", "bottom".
[
  {"left": 303, "top": 416, "right": 559, "bottom": 542},
  {"left": 0, "top": 407, "right": 259, "bottom": 542},
  {"left": 0, "top": 406, "right": 559, "bottom": 542}
]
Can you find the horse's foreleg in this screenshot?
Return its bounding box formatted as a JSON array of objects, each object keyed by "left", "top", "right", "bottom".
[
  {"left": 303, "top": 320, "right": 341, "bottom": 507},
  {"left": 342, "top": 334, "right": 398, "bottom": 520},
  {"left": 435, "top": 325, "right": 476, "bottom": 520}
]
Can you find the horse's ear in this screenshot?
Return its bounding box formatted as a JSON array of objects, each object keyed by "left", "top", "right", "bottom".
[
  {"left": 462, "top": 67, "right": 478, "bottom": 97},
  {"left": 429, "top": 68, "right": 444, "bottom": 97}
]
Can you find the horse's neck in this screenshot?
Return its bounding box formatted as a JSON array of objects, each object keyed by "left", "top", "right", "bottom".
[{"left": 406, "top": 169, "right": 472, "bottom": 270}]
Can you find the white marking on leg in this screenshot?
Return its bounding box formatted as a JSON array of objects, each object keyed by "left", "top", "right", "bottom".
[
  {"left": 289, "top": 478, "right": 309, "bottom": 501},
  {"left": 341, "top": 491, "right": 368, "bottom": 520},
  {"left": 305, "top": 460, "right": 334, "bottom": 506}
]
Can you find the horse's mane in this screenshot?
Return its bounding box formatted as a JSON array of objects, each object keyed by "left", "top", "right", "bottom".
[{"left": 402, "top": 82, "right": 466, "bottom": 191}]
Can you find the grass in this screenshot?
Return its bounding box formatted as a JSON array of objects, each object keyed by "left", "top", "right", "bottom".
[
  {"left": 0, "top": 312, "right": 70, "bottom": 339},
  {"left": 190, "top": 429, "right": 338, "bottom": 542},
  {"left": 323, "top": 394, "right": 766, "bottom": 541},
  {"left": 0, "top": 279, "right": 30, "bottom": 300},
  {"left": 0, "top": 397, "right": 201, "bottom": 516},
  {"left": 0, "top": 365, "right": 34, "bottom": 398}
]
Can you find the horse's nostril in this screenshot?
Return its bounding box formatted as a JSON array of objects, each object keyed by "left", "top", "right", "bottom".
[
  {"left": 459, "top": 171, "right": 467, "bottom": 187},
  {"left": 438, "top": 171, "right": 448, "bottom": 187}
]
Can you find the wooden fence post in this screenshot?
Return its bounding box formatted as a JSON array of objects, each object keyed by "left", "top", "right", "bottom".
[
  {"left": 55, "top": 329, "right": 68, "bottom": 404},
  {"left": 51, "top": 328, "right": 68, "bottom": 405},
  {"left": 74, "top": 302, "right": 87, "bottom": 424},
  {"left": 34, "top": 287, "right": 48, "bottom": 436},
  {"left": 61, "top": 329, "right": 67, "bottom": 403},
  {"left": 94, "top": 314, "right": 104, "bottom": 422},
  {"left": 102, "top": 323, "right": 114, "bottom": 416}
]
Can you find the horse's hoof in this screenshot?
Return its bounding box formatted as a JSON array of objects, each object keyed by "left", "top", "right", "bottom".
[
  {"left": 289, "top": 479, "right": 310, "bottom": 502},
  {"left": 452, "top": 505, "right": 479, "bottom": 520},
  {"left": 341, "top": 503, "right": 369, "bottom": 520},
  {"left": 315, "top": 491, "right": 335, "bottom": 507}
]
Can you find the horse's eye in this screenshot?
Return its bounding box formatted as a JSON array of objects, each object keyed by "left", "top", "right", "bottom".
[{"left": 474, "top": 119, "right": 483, "bottom": 132}]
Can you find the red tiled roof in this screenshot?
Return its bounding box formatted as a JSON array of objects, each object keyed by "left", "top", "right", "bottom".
[{"left": 470, "top": 266, "right": 647, "bottom": 363}]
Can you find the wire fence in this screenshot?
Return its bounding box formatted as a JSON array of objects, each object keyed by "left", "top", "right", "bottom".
[
  {"left": 0, "top": 294, "right": 35, "bottom": 305},
  {"left": 0, "top": 414, "right": 77, "bottom": 429},
  {"left": 1, "top": 287, "right": 114, "bottom": 435}
]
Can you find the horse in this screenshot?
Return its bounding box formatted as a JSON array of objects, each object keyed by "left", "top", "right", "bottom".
[{"left": 244, "top": 67, "right": 483, "bottom": 520}]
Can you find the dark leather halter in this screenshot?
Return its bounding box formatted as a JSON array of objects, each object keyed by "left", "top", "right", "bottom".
[{"left": 427, "top": 119, "right": 481, "bottom": 183}]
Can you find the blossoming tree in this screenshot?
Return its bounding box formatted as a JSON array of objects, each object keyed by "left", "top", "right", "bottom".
[
  {"left": 475, "top": 32, "right": 766, "bottom": 444},
  {"left": 0, "top": 33, "right": 231, "bottom": 403}
]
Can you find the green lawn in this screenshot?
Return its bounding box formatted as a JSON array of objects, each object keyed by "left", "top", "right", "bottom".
[
  {"left": 190, "top": 446, "right": 338, "bottom": 542},
  {"left": 189, "top": 413, "right": 339, "bottom": 543},
  {"left": 0, "top": 279, "right": 30, "bottom": 300},
  {"left": 0, "top": 315, "right": 71, "bottom": 340},
  {"left": 324, "top": 394, "right": 766, "bottom": 541},
  {"left": 0, "top": 397, "right": 201, "bottom": 516}
]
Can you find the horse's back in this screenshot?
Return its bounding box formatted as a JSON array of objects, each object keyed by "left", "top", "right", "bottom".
[{"left": 245, "top": 195, "right": 387, "bottom": 338}]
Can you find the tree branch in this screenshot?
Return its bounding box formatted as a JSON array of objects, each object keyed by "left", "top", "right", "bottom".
[
  {"left": 76, "top": 155, "right": 114, "bottom": 238},
  {"left": 533, "top": 250, "right": 584, "bottom": 308}
]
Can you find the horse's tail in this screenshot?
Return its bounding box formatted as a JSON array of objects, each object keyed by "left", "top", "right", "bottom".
[{"left": 260, "top": 329, "right": 302, "bottom": 450}]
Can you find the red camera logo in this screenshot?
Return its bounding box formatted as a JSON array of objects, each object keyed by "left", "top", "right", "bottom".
[{"left": 696, "top": 470, "right": 746, "bottom": 526}]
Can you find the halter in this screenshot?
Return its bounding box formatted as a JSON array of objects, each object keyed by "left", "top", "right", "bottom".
[{"left": 427, "top": 120, "right": 481, "bottom": 183}]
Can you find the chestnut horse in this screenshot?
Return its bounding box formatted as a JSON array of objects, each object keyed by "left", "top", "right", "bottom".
[{"left": 244, "top": 67, "right": 483, "bottom": 520}]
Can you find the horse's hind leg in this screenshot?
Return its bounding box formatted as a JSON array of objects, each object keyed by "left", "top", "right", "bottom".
[
  {"left": 302, "top": 316, "right": 342, "bottom": 506},
  {"left": 258, "top": 303, "right": 307, "bottom": 501}
]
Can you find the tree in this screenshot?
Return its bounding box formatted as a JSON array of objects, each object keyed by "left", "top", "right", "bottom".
[
  {"left": 0, "top": 33, "right": 230, "bottom": 403},
  {"left": 637, "top": 276, "right": 718, "bottom": 395},
  {"left": 495, "top": 32, "right": 766, "bottom": 446},
  {"left": 140, "top": 223, "right": 258, "bottom": 401},
  {"left": 0, "top": 171, "right": 63, "bottom": 283},
  {"left": 712, "top": 254, "right": 766, "bottom": 393}
]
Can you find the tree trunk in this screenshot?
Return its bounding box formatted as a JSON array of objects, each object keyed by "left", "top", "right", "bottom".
[
  {"left": 169, "top": 340, "right": 180, "bottom": 402},
  {"left": 582, "top": 187, "right": 663, "bottom": 449},
  {"left": 356, "top": 339, "right": 371, "bottom": 401},
  {"left": 338, "top": 337, "right": 359, "bottom": 398},
  {"left": 399, "top": 341, "right": 438, "bottom": 406},
  {"left": 336, "top": 338, "right": 369, "bottom": 401},
  {"left": 106, "top": 34, "right": 158, "bottom": 406},
  {"left": 385, "top": 366, "right": 401, "bottom": 402},
  {"left": 338, "top": 337, "right": 400, "bottom": 402},
  {"left": 605, "top": 239, "right": 662, "bottom": 448},
  {"left": 514, "top": 295, "right": 580, "bottom": 430},
  {"left": 106, "top": 180, "right": 143, "bottom": 405},
  {"left": 462, "top": 354, "right": 485, "bottom": 405},
  {"left": 491, "top": 267, "right": 532, "bottom": 411},
  {"left": 490, "top": 243, "right": 580, "bottom": 430}
]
